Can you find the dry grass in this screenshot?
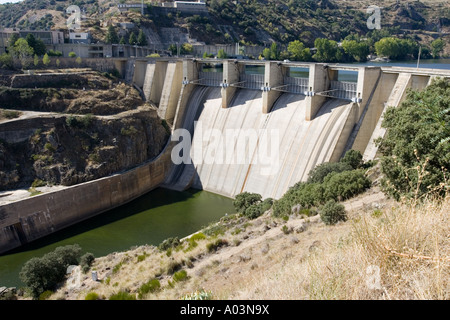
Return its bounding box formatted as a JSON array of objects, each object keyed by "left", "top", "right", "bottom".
[
  {"left": 49, "top": 187, "right": 448, "bottom": 300},
  {"left": 234, "top": 193, "right": 449, "bottom": 300}
]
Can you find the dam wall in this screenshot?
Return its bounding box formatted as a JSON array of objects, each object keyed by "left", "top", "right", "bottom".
[
  {"left": 144, "top": 59, "right": 449, "bottom": 199},
  {"left": 0, "top": 143, "right": 174, "bottom": 254},
  {"left": 1, "top": 59, "right": 448, "bottom": 253}
]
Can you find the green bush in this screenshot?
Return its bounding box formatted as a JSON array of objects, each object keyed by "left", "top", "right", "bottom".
[
  {"left": 322, "top": 169, "right": 371, "bottom": 201},
  {"left": 340, "top": 149, "right": 363, "bottom": 170},
  {"left": 85, "top": 292, "right": 100, "bottom": 300},
  {"left": 376, "top": 78, "right": 450, "bottom": 200},
  {"left": 243, "top": 197, "right": 273, "bottom": 219},
  {"left": 173, "top": 270, "right": 188, "bottom": 282},
  {"left": 19, "top": 244, "right": 82, "bottom": 299},
  {"left": 319, "top": 200, "right": 347, "bottom": 225},
  {"left": 307, "top": 162, "right": 353, "bottom": 184},
  {"left": 109, "top": 291, "right": 136, "bottom": 300},
  {"left": 138, "top": 279, "right": 161, "bottom": 298},
  {"left": 206, "top": 239, "right": 228, "bottom": 253},
  {"left": 233, "top": 192, "right": 262, "bottom": 212},
  {"left": 39, "top": 290, "right": 53, "bottom": 300},
  {"left": 80, "top": 252, "right": 95, "bottom": 273},
  {"left": 158, "top": 237, "right": 181, "bottom": 251}
]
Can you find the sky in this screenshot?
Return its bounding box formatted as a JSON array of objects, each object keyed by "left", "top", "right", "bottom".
[{"left": 0, "top": 0, "right": 23, "bottom": 4}]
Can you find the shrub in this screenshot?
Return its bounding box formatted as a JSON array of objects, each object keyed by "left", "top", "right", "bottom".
[
  {"left": 206, "top": 239, "right": 228, "bottom": 253},
  {"left": 138, "top": 279, "right": 161, "bottom": 298},
  {"left": 109, "top": 291, "right": 136, "bottom": 300},
  {"left": 233, "top": 192, "right": 262, "bottom": 212},
  {"left": 39, "top": 290, "right": 53, "bottom": 300},
  {"left": 182, "top": 289, "right": 213, "bottom": 300},
  {"left": 65, "top": 116, "right": 78, "bottom": 127},
  {"left": 340, "top": 149, "right": 363, "bottom": 169},
  {"left": 85, "top": 292, "right": 100, "bottom": 300},
  {"left": 173, "top": 270, "right": 188, "bottom": 282},
  {"left": 319, "top": 199, "right": 347, "bottom": 225},
  {"left": 243, "top": 203, "right": 263, "bottom": 219},
  {"left": 158, "top": 237, "right": 181, "bottom": 251},
  {"left": 322, "top": 169, "right": 371, "bottom": 201},
  {"left": 19, "top": 244, "right": 82, "bottom": 299},
  {"left": 80, "top": 252, "right": 95, "bottom": 273},
  {"left": 307, "top": 162, "right": 353, "bottom": 184},
  {"left": 376, "top": 78, "right": 450, "bottom": 200}
]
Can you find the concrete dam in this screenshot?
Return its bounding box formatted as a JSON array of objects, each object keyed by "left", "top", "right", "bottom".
[{"left": 1, "top": 58, "right": 449, "bottom": 254}]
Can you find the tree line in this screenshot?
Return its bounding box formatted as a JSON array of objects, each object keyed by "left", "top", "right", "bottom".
[
  {"left": 0, "top": 33, "right": 68, "bottom": 69},
  {"left": 261, "top": 33, "right": 446, "bottom": 63}
]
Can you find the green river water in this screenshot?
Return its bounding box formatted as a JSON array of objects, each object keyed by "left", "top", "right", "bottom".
[{"left": 0, "top": 188, "right": 235, "bottom": 288}]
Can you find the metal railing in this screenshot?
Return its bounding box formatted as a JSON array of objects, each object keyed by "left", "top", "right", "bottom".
[
  {"left": 198, "top": 71, "right": 223, "bottom": 87},
  {"left": 238, "top": 74, "right": 265, "bottom": 90},
  {"left": 328, "top": 81, "right": 357, "bottom": 100},
  {"left": 284, "top": 76, "right": 309, "bottom": 94}
]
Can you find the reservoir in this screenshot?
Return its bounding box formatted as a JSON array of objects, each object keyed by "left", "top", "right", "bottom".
[{"left": 0, "top": 188, "right": 235, "bottom": 288}]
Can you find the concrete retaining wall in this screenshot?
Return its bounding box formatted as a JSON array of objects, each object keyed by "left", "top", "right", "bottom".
[{"left": 0, "top": 143, "right": 174, "bottom": 255}]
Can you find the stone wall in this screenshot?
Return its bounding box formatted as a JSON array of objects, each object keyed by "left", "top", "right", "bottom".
[{"left": 0, "top": 142, "right": 175, "bottom": 254}]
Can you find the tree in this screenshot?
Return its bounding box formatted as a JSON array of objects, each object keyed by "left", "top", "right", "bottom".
[
  {"left": 20, "top": 244, "right": 82, "bottom": 299},
  {"left": 129, "top": 32, "right": 137, "bottom": 45},
  {"left": 105, "top": 25, "right": 119, "bottom": 44},
  {"left": 431, "top": 39, "right": 445, "bottom": 59},
  {"left": 376, "top": 78, "right": 450, "bottom": 200},
  {"left": 262, "top": 47, "right": 271, "bottom": 60},
  {"left": 287, "top": 40, "right": 306, "bottom": 61},
  {"left": 233, "top": 192, "right": 262, "bottom": 212},
  {"left": 119, "top": 36, "right": 126, "bottom": 45},
  {"left": 26, "top": 34, "right": 46, "bottom": 56},
  {"left": 11, "top": 38, "right": 34, "bottom": 68},
  {"left": 319, "top": 199, "right": 347, "bottom": 225},
  {"left": 269, "top": 42, "right": 279, "bottom": 60},
  {"left": 313, "top": 38, "right": 338, "bottom": 62},
  {"left": 76, "top": 56, "right": 82, "bottom": 65},
  {"left": 33, "top": 54, "right": 39, "bottom": 67},
  {"left": 341, "top": 40, "right": 370, "bottom": 62},
  {"left": 168, "top": 44, "right": 177, "bottom": 56},
  {"left": 340, "top": 149, "right": 363, "bottom": 170},
  {"left": 0, "top": 53, "right": 14, "bottom": 69},
  {"left": 68, "top": 51, "right": 77, "bottom": 58},
  {"left": 42, "top": 53, "right": 50, "bottom": 66},
  {"left": 288, "top": 40, "right": 312, "bottom": 61},
  {"left": 137, "top": 30, "right": 147, "bottom": 46},
  {"left": 7, "top": 33, "right": 19, "bottom": 50},
  {"left": 217, "top": 48, "right": 227, "bottom": 59},
  {"left": 374, "top": 37, "right": 418, "bottom": 60},
  {"left": 181, "top": 43, "right": 193, "bottom": 55}
]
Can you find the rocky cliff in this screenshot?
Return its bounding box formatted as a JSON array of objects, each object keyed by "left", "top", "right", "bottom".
[{"left": 0, "top": 72, "right": 170, "bottom": 191}]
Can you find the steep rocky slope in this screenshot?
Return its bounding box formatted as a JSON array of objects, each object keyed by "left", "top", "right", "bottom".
[{"left": 0, "top": 72, "right": 170, "bottom": 191}]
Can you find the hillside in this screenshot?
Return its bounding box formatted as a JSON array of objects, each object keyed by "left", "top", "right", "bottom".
[
  {"left": 0, "top": 70, "right": 170, "bottom": 192},
  {"left": 15, "top": 183, "right": 448, "bottom": 301},
  {"left": 0, "top": 0, "right": 448, "bottom": 52}
]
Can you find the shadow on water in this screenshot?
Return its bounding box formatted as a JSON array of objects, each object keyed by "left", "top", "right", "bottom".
[{"left": 2, "top": 188, "right": 197, "bottom": 256}]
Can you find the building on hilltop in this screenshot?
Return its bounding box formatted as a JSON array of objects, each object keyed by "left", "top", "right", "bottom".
[
  {"left": 69, "top": 31, "right": 91, "bottom": 44},
  {"left": 0, "top": 29, "right": 64, "bottom": 54}
]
